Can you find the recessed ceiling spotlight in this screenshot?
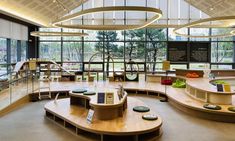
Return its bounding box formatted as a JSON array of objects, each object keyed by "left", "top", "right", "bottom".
[
  {"left": 209, "top": 7, "right": 214, "bottom": 11},
  {"left": 53, "top": 0, "right": 56, "bottom": 3}
]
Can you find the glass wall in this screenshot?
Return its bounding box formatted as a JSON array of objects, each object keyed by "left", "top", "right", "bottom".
[
  {"left": 11, "top": 39, "right": 17, "bottom": 63},
  {"left": 0, "top": 38, "right": 7, "bottom": 75},
  {"left": 0, "top": 38, "right": 28, "bottom": 75},
  {"left": 38, "top": 0, "right": 235, "bottom": 79},
  {"left": 39, "top": 42, "right": 61, "bottom": 61},
  {"left": 39, "top": 27, "right": 235, "bottom": 79},
  {"left": 21, "top": 41, "right": 27, "bottom": 61}
]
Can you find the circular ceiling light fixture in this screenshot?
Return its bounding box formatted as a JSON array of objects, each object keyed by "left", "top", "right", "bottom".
[
  {"left": 52, "top": 6, "right": 162, "bottom": 30},
  {"left": 173, "top": 16, "right": 235, "bottom": 38},
  {"left": 30, "top": 31, "right": 88, "bottom": 37},
  {"left": 229, "top": 30, "right": 235, "bottom": 35}
]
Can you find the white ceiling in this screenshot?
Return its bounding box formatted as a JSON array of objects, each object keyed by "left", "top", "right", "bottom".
[
  {"left": 0, "top": 0, "right": 86, "bottom": 26},
  {"left": 185, "top": 0, "right": 235, "bottom": 17}
]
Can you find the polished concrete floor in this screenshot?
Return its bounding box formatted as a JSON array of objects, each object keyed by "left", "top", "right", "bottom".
[{"left": 0, "top": 95, "right": 235, "bottom": 141}]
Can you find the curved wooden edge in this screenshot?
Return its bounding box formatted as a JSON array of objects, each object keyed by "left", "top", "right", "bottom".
[
  {"left": 146, "top": 73, "right": 235, "bottom": 95},
  {"left": 44, "top": 98, "right": 163, "bottom": 137},
  {"left": 69, "top": 90, "right": 128, "bottom": 108},
  {"left": 166, "top": 92, "right": 235, "bottom": 116},
  {"left": 123, "top": 86, "right": 235, "bottom": 116},
  {"left": 37, "top": 83, "right": 235, "bottom": 116},
  {"left": 36, "top": 78, "right": 235, "bottom": 122},
  {"left": 186, "top": 78, "right": 235, "bottom": 95},
  {"left": 168, "top": 98, "right": 235, "bottom": 123}
]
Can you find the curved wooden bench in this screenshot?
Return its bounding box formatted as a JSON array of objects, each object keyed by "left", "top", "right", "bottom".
[
  {"left": 44, "top": 97, "right": 163, "bottom": 141},
  {"left": 36, "top": 79, "right": 235, "bottom": 122}
]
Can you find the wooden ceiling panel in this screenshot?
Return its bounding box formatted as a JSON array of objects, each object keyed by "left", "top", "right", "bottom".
[
  {"left": 185, "top": 0, "right": 235, "bottom": 17},
  {"left": 0, "top": 0, "right": 87, "bottom": 26}
]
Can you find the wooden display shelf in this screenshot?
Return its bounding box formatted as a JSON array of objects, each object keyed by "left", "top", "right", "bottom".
[
  {"left": 185, "top": 78, "right": 235, "bottom": 105},
  {"left": 69, "top": 90, "right": 127, "bottom": 120},
  {"left": 146, "top": 74, "right": 184, "bottom": 83},
  {"left": 44, "top": 98, "right": 162, "bottom": 141}
]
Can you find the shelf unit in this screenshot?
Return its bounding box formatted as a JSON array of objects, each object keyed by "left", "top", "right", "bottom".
[{"left": 185, "top": 83, "right": 208, "bottom": 102}]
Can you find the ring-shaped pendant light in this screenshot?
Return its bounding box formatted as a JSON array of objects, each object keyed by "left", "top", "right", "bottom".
[
  {"left": 52, "top": 6, "right": 162, "bottom": 30},
  {"left": 30, "top": 31, "right": 88, "bottom": 37},
  {"left": 173, "top": 16, "right": 235, "bottom": 38},
  {"left": 230, "top": 30, "right": 235, "bottom": 35}
]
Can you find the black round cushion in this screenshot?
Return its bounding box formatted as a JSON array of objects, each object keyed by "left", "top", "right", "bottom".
[
  {"left": 133, "top": 106, "right": 150, "bottom": 112},
  {"left": 83, "top": 91, "right": 96, "bottom": 95},
  {"left": 203, "top": 104, "right": 221, "bottom": 110},
  {"left": 228, "top": 107, "right": 235, "bottom": 112},
  {"left": 72, "top": 89, "right": 87, "bottom": 93},
  {"left": 142, "top": 114, "right": 158, "bottom": 120}
]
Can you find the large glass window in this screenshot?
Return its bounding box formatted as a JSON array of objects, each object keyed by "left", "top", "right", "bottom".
[
  {"left": 0, "top": 38, "right": 7, "bottom": 75},
  {"left": 84, "top": 42, "right": 102, "bottom": 62},
  {"left": 63, "top": 42, "right": 82, "bottom": 62},
  {"left": 168, "top": 28, "right": 188, "bottom": 41},
  {"left": 125, "top": 41, "right": 145, "bottom": 62},
  {"left": 190, "top": 28, "right": 210, "bottom": 41},
  {"left": 38, "top": 0, "right": 235, "bottom": 78},
  {"left": 0, "top": 38, "right": 7, "bottom": 64},
  {"left": 212, "top": 28, "right": 233, "bottom": 41},
  {"left": 211, "top": 42, "right": 233, "bottom": 63},
  {"left": 39, "top": 42, "right": 61, "bottom": 61},
  {"left": 21, "top": 41, "right": 27, "bottom": 61},
  {"left": 11, "top": 39, "right": 17, "bottom": 63}
]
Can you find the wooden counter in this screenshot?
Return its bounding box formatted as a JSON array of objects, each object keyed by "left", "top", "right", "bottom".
[
  {"left": 185, "top": 77, "right": 235, "bottom": 104},
  {"left": 28, "top": 79, "right": 234, "bottom": 123},
  {"left": 69, "top": 90, "right": 127, "bottom": 120},
  {"left": 146, "top": 70, "right": 235, "bottom": 105}
]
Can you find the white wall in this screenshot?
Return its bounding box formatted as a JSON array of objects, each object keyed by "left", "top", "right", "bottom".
[{"left": 0, "top": 18, "right": 28, "bottom": 41}]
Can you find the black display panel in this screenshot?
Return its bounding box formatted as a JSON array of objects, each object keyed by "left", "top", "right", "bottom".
[
  {"left": 167, "top": 42, "right": 188, "bottom": 62},
  {"left": 189, "top": 42, "right": 210, "bottom": 62}
]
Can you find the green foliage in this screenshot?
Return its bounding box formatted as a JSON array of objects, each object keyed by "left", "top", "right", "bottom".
[
  {"left": 95, "top": 31, "right": 119, "bottom": 56},
  {"left": 212, "top": 40, "right": 233, "bottom": 63},
  {"left": 95, "top": 31, "right": 119, "bottom": 77},
  {"left": 124, "top": 29, "right": 145, "bottom": 61},
  {"left": 172, "top": 79, "right": 186, "bottom": 88},
  {"left": 213, "top": 80, "right": 229, "bottom": 85},
  {"left": 146, "top": 28, "right": 167, "bottom": 72}
]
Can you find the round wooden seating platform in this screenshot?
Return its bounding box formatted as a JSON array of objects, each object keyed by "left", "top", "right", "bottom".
[
  {"left": 39, "top": 77, "right": 235, "bottom": 123},
  {"left": 44, "top": 97, "right": 162, "bottom": 141}
]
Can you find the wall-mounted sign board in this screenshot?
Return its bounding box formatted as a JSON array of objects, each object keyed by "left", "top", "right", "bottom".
[{"left": 167, "top": 41, "right": 210, "bottom": 63}]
